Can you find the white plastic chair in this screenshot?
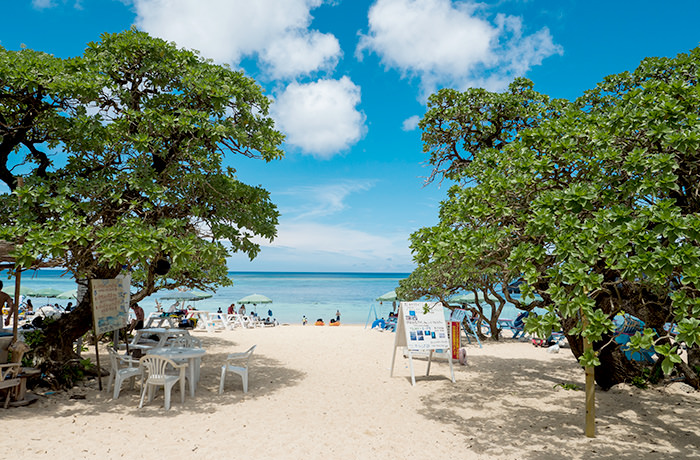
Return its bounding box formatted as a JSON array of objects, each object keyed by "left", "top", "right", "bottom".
[
  {"left": 219, "top": 345, "right": 256, "bottom": 394},
  {"left": 106, "top": 348, "right": 141, "bottom": 399},
  {"left": 226, "top": 314, "right": 245, "bottom": 329},
  {"left": 139, "top": 355, "right": 187, "bottom": 410}
]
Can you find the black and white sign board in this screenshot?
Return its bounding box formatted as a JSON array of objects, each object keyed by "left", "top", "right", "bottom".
[{"left": 390, "top": 301, "right": 455, "bottom": 385}]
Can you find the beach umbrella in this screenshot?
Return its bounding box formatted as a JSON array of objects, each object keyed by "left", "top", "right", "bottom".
[
  {"left": 237, "top": 294, "right": 272, "bottom": 304},
  {"left": 447, "top": 292, "right": 499, "bottom": 304},
  {"left": 28, "top": 287, "right": 63, "bottom": 305},
  {"left": 2, "top": 285, "right": 36, "bottom": 296},
  {"left": 376, "top": 291, "right": 397, "bottom": 302},
  {"left": 30, "top": 287, "right": 63, "bottom": 296},
  {"left": 3, "top": 286, "right": 64, "bottom": 298},
  {"left": 57, "top": 289, "right": 78, "bottom": 300},
  {"left": 160, "top": 290, "right": 212, "bottom": 302},
  {"left": 237, "top": 294, "right": 272, "bottom": 314},
  {"left": 159, "top": 290, "right": 212, "bottom": 312}
]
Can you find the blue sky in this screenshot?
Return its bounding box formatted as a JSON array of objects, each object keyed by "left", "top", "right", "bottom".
[{"left": 2, "top": 1, "right": 700, "bottom": 273}]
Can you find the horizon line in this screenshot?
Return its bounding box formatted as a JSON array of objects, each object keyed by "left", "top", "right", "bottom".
[{"left": 3, "top": 268, "right": 411, "bottom": 276}]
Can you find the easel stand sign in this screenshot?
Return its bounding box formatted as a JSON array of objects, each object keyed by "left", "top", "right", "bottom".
[
  {"left": 90, "top": 274, "right": 131, "bottom": 390},
  {"left": 390, "top": 302, "right": 456, "bottom": 386}
]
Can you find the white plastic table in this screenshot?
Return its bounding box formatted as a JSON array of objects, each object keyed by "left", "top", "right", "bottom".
[
  {"left": 146, "top": 347, "right": 206, "bottom": 397},
  {"left": 144, "top": 313, "right": 180, "bottom": 329},
  {"left": 130, "top": 328, "right": 190, "bottom": 350}
]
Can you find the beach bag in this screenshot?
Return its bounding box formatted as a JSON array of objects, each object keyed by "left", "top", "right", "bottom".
[{"left": 458, "top": 347, "right": 467, "bottom": 365}]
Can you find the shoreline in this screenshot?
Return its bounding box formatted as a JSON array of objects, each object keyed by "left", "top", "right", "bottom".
[{"left": 3, "top": 325, "right": 698, "bottom": 459}]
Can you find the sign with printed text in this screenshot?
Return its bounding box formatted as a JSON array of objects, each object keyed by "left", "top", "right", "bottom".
[
  {"left": 90, "top": 274, "right": 131, "bottom": 334},
  {"left": 451, "top": 322, "right": 461, "bottom": 359},
  {"left": 396, "top": 301, "right": 450, "bottom": 351}
]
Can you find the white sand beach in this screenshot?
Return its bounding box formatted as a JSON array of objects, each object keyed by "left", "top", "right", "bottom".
[{"left": 3, "top": 325, "right": 699, "bottom": 460}]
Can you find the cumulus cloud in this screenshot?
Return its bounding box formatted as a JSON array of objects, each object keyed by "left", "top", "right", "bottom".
[
  {"left": 271, "top": 77, "right": 367, "bottom": 158},
  {"left": 356, "top": 0, "right": 562, "bottom": 96},
  {"left": 132, "top": 0, "right": 360, "bottom": 157},
  {"left": 402, "top": 115, "right": 420, "bottom": 131},
  {"left": 132, "top": 0, "right": 341, "bottom": 78},
  {"left": 260, "top": 31, "right": 341, "bottom": 79}
]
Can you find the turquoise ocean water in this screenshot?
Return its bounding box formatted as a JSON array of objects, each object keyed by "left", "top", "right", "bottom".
[
  {"left": 1, "top": 270, "right": 530, "bottom": 325},
  {"left": 1, "top": 270, "right": 408, "bottom": 325}
]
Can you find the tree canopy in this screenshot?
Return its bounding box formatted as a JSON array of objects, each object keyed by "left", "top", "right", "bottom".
[
  {"left": 398, "top": 78, "right": 565, "bottom": 338},
  {"left": 0, "top": 30, "right": 284, "bottom": 385},
  {"left": 403, "top": 49, "right": 700, "bottom": 389}
]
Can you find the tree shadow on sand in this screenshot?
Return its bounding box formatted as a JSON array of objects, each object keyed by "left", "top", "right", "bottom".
[
  {"left": 416, "top": 350, "right": 700, "bottom": 460},
  {"left": 3, "top": 336, "right": 306, "bottom": 419}
]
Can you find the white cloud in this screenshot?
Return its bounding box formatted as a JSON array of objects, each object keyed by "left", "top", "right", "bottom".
[
  {"left": 262, "top": 221, "right": 411, "bottom": 264},
  {"left": 272, "top": 77, "right": 367, "bottom": 158},
  {"left": 260, "top": 31, "right": 341, "bottom": 79},
  {"left": 356, "top": 0, "right": 562, "bottom": 96},
  {"left": 402, "top": 115, "right": 420, "bottom": 131},
  {"left": 132, "top": 0, "right": 341, "bottom": 79},
  {"left": 280, "top": 180, "right": 375, "bottom": 219},
  {"left": 31, "top": 0, "right": 55, "bottom": 8}
]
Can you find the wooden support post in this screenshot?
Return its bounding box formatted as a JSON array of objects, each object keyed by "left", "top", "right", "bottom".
[
  {"left": 12, "top": 267, "right": 21, "bottom": 345},
  {"left": 582, "top": 312, "right": 596, "bottom": 438},
  {"left": 94, "top": 325, "right": 102, "bottom": 391},
  {"left": 11, "top": 176, "right": 24, "bottom": 346}
]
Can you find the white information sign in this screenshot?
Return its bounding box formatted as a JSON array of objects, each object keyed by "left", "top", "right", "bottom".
[
  {"left": 391, "top": 302, "right": 455, "bottom": 385},
  {"left": 397, "top": 301, "right": 450, "bottom": 351},
  {"left": 90, "top": 274, "right": 131, "bottom": 335}
]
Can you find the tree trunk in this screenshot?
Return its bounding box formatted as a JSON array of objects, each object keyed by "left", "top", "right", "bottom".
[
  {"left": 32, "top": 298, "right": 94, "bottom": 388},
  {"left": 682, "top": 346, "right": 700, "bottom": 389},
  {"left": 486, "top": 318, "right": 502, "bottom": 340},
  {"left": 565, "top": 330, "right": 644, "bottom": 390}
]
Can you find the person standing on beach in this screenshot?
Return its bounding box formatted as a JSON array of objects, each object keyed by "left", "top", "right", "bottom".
[
  {"left": 335, "top": 309, "right": 341, "bottom": 322},
  {"left": 0, "top": 280, "right": 14, "bottom": 326}
]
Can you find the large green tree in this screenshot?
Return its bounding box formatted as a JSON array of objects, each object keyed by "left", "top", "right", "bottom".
[
  {"left": 398, "top": 78, "right": 562, "bottom": 339},
  {"left": 0, "top": 30, "right": 284, "bottom": 387},
  {"left": 407, "top": 50, "right": 700, "bottom": 389}
]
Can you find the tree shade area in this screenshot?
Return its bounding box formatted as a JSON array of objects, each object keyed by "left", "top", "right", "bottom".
[
  {"left": 399, "top": 49, "right": 700, "bottom": 389},
  {"left": 0, "top": 30, "right": 284, "bottom": 387}
]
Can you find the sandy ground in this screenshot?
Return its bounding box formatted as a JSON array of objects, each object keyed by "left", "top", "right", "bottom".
[{"left": 3, "top": 325, "right": 699, "bottom": 460}]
